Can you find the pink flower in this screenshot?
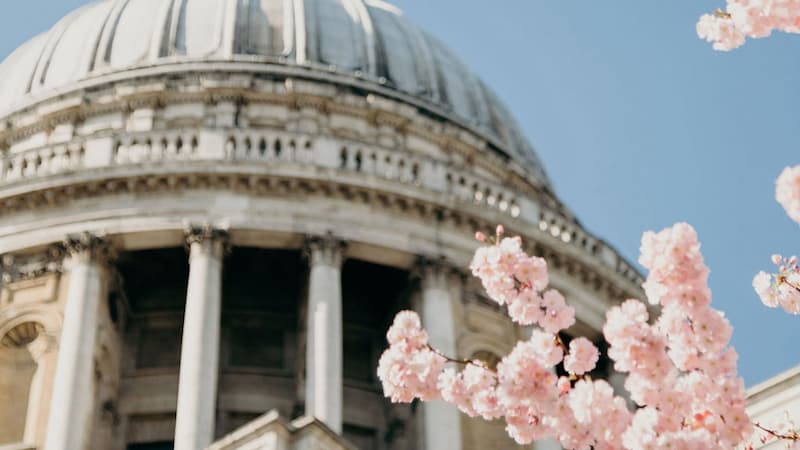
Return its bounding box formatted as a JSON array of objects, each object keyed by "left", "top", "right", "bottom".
[
  {"left": 529, "top": 329, "right": 564, "bottom": 367},
  {"left": 377, "top": 344, "right": 445, "bottom": 402},
  {"left": 386, "top": 310, "right": 428, "bottom": 348},
  {"left": 539, "top": 289, "right": 576, "bottom": 333},
  {"left": 564, "top": 337, "right": 599, "bottom": 376},
  {"left": 777, "top": 165, "right": 800, "bottom": 224},
  {"left": 379, "top": 223, "right": 756, "bottom": 449},
  {"left": 697, "top": 1, "right": 800, "bottom": 50},
  {"left": 753, "top": 253, "right": 800, "bottom": 314},
  {"left": 697, "top": 13, "right": 746, "bottom": 51},
  {"left": 378, "top": 311, "right": 445, "bottom": 402}
]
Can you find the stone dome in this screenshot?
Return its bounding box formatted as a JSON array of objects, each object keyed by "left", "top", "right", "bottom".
[
  {"left": 0, "top": 0, "right": 549, "bottom": 184},
  {"left": 0, "top": 3, "right": 644, "bottom": 449}
]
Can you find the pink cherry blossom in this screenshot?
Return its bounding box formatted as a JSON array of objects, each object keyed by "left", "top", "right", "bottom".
[
  {"left": 469, "top": 229, "right": 573, "bottom": 332},
  {"left": 698, "top": 1, "right": 800, "bottom": 51},
  {"left": 539, "top": 289, "right": 576, "bottom": 333},
  {"left": 379, "top": 224, "right": 758, "bottom": 449},
  {"left": 377, "top": 310, "right": 445, "bottom": 402},
  {"left": 564, "top": 337, "right": 599, "bottom": 376},
  {"left": 697, "top": 13, "right": 746, "bottom": 51},
  {"left": 753, "top": 254, "right": 800, "bottom": 314},
  {"left": 777, "top": 165, "right": 800, "bottom": 223}
]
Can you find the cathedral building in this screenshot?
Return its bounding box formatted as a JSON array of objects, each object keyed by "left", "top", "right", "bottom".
[{"left": 0, "top": 1, "right": 643, "bottom": 449}]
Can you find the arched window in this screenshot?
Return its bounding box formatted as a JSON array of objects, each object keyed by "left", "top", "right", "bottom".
[{"left": 0, "top": 321, "right": 44, "bottom": 445}]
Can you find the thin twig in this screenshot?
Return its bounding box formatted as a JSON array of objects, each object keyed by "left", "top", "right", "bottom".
[
  {"left": 755, "top": 422, "right": 800, "bottom": 441},
  {"left": 426, "top": 344, "right": 487, "bottom": 368}
]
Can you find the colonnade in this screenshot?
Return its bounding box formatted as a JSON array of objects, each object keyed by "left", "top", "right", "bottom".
[{"left": 29, "top": 229, "right": 463, "bottom": 450}]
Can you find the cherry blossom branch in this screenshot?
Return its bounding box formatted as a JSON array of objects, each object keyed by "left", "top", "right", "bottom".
[
  {"left": 754, "top": 422, "right": 800, "bottom": 442},
  {"left": 380, "top": 223, "right": 752, "bottom": 448},
  {"left": 697, "top": 2, "right": 800, "bottom": 51},
  {"left": 425, "top": 343, "right": 488, "bottom": 368}
]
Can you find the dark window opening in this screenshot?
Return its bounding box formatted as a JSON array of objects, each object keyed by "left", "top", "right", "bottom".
[
  {"left": 343, "top": 423, "right": 378, "bottom": 450},
  {"left": 135, "top": 327, "right": 182, "bottom": 369},
  {"left": 127, "top": 442, "right": 173, "bottom": 450},
  {"left": 228, "top": 323, "right": 285, "bottom": 369}
]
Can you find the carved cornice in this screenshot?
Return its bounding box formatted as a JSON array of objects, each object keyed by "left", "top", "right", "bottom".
[
  {"left": 0, "top": 171, "right": 641, "bottom": 301},
  {"left": 0, "top": 246, "right": 64, "bottom": 283}
]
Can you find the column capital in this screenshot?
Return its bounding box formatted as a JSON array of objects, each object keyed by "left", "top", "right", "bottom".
[
  {"left": 184, "top": 224, "right": 230, "bottom": 260},
  {"left": 184, "top": 224, "right": 230, "bottom": 247},
  {"left": 304, "top": 233, "right": 346, "bottom": 268},
  {"left": 1, "top": 245, "right": 65, "bottom": 283},
  {"left": 63, "top": 232, "right": 113, "bottom": 265}
]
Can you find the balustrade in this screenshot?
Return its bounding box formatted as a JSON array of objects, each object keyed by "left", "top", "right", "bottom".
[
  {"left": 337, "top": 145, "right": 421, "bottom": 185},
  {"left": 1, "top": 145, "right": 85, "bottom": 182},
  {"left": 445, "top": 170, "right": 520, "bottom": 218},
  {"left": 0, "top": 129, "right": 642, "bottom": 284},
  {"left": 114, "top": 133, "right": 199, "bottom": 164},
  {"left": 225, "top": 131, "right": 314, "bottom": 164}
]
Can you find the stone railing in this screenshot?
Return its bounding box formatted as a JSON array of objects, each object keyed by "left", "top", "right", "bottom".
[
  {"left": 539, "top": 208, "right": 599, "bottom": 253},
  {"left": 446, "top": 170, "right": 521, "bottom": 218},
  {"left": 225, "top": 131, "right": 314, "bottom": 164},
  {"left": 1, "top": 143, "right": 85, "bottom": 182},
  {"left": 538, "top": 208, "right": 643, "bottom": 285},
  {"left": 338, "top": 144, "right": 421, "bottom": 185},
  {"left": 114, "top": 132, "right": 200, "bottom": 164},
  {"left": 0, "top": 128, "right": 640, "bottom": 286}
]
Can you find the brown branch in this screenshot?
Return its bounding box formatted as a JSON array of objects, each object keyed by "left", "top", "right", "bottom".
[
  {"left": 779, "top": 275, "right": 800, "bottom": 295},
  {"left": 426, "top": 344, "right": 488, "bottom": 368},
  {"left": 755, "top": 422, "right": 800, "bottom": 442},
  {"left": 714, "top": 8, "right": 732, "bottom": 19}
]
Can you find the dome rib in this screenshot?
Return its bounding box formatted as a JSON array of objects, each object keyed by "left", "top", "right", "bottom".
[{"left": 0, "top": 0, "right": 551, "bottom": 186}]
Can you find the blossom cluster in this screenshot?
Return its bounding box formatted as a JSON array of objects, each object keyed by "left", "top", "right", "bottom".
[
  {"left": 608, "top": 223, "right": 751, "bottom": 449},
  {"left": 376, "top": 311, "right": 444, "bottom": 402},
  {"left": 378, "top": 224, "right": 754, "bottom": 449},
  {"left": 697, "top": 0, "right": 800, "bottom": 51},
  {"left": 750, "top": 165, "right": 800, "bottom": 315},
  {"left": 776, "top": 165, "right": 800, "bottom": 224},
  {"left": 470, "top": 226, "right": 575, "bottom": 332},
  {"left": 753, "top": 254, "right": 800, "bottom": 314}
]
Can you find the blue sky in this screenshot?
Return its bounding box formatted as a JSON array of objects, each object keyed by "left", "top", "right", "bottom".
[{"left": 1, "top": 1, "right": 798, "bottom": 386}]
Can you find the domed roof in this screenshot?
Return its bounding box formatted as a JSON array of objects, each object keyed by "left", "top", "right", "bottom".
[{"left": 0, "top": 0, "right": 548, "bottom": 183}]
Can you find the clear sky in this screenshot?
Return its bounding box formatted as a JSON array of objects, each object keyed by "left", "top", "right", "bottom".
[{"left": 1, "top": 1, "right": 798, "bottom": 387}]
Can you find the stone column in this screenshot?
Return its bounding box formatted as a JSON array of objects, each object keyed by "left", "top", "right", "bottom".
[
  {"left": 174, "top": 227, "right": 227, "bottom": 450},
  {"left": 304, "top": 235, "right": 345, "bottom": 434},
  {"left": 418, "top": 260, "right": 462, "bottom": 450},
  {"left": 24, "top": 333, "right": 58, "bottom": 446},
  {"left": 44, "top": 233, "right": 109, "bottom": 450}
]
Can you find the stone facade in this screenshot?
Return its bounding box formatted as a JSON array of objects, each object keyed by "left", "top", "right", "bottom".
[
  {"left": 746, "top": 365, "right": 800, "bottom": 449},
  {"left": 0, "top": 1, "right": 644, "bottom": 449}
]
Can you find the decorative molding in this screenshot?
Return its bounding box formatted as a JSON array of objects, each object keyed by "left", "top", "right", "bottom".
[
  {"left": 0, "top": 246, "right": 64, "bottom": 283},
  {"left": 0, "top": 171, "right": 640, "bottom": 301}
]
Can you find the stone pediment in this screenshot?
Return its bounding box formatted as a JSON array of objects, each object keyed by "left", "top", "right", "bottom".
[{"left": 207, "top": 411, "right": 356, "bottom": 450}]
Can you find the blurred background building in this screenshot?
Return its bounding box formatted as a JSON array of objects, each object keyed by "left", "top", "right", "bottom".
[{"left": 0, "top": 0, "right": 644, "bottom": 449}]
